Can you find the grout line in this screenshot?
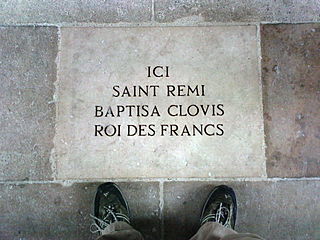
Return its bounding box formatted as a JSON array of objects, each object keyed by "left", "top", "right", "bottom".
[
  {"left": 0, "top": 21, "right": 319, "bottom": 28},
  {"left": 0, "top": 23, "right": 60, "bottom": 27},
  {"left": 151, "top": 0, "right": 155, "bottom": 22},
  {"left": 0, "top": 177, "right": 319, "bottom": 185},
  {"left": 49, "top": 26, "right": 62, "bottom": 181},
  {"left": 259, "top": 21, "right": 320, "bottom": 24},
  {"left": 159, "top": 180, "right": 164, "bottom": 240},
  {"left": 255, "top": 23, "right": 268, "bottom": 178}
]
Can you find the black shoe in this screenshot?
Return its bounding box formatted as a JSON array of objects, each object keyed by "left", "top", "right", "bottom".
[
  {"left": 200, "top": 185, "right": 237, "bottom": 229},
  {"left": 90, "top": 182, "right": 131, "bottom": 234}
]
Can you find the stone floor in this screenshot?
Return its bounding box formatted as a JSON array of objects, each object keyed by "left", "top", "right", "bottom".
[
  {"left": 1, "top": 180, "right": 319, "bottom": 240},
  {"left": 1, "top": 20, "right": 320, "bottom": 240}
]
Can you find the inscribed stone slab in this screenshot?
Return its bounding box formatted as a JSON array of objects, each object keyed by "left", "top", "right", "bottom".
[{"left": 55, "top": 26, "right": 266, "bottom": 179}]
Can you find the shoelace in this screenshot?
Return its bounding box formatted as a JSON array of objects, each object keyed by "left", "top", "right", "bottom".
[
  {"left": 201, "top": 203, "right": 232, "bottom": 227},
  {"left": 90, "top": 206, "right": 130, "bottom": 234}
]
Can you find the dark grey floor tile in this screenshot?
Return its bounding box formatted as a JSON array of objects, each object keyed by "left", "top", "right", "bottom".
[
  {"left": 0, "top": 182, "right": 160, "bottom": 240},
  {"left": 163, "top": 181, "right": 320, "bottom": 240},
  {"left": 261, "top": 24, "right": 320, "bottom": 178},
  {"left": 0, "top": 26, "right": 58, "bottom": 181}
]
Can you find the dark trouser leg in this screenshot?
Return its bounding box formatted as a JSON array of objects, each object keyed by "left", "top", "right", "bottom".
[
  {"left": 189, "top": 222, "right": 264, "bottom": 240},
  {"left": 97, "top": 222, "right": 144, "bottom": 240}
]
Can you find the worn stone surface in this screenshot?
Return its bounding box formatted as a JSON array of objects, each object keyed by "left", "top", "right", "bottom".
[
  {"left": 0, "top": 27, "right": 58, "bottom": 181},
  {"left": 0, "top": 182, "right": 160, "bottom": 240},
  {"left": 155, "top": 0, "right": 320, "bottom": 23},
  {"left": 55, "top": 26, "right": 265, "bottom": 180},
  {"left": 1, "top": 0, "right": 320, "bottom": 25},
  {"left": 261, "top": 24, "right": 320, "bottom": 178},
  {"left": 0, "top": 0, "right": 152, "bottom": 24},
  {"left": 163, "top": 180, "right": 320, "bottom": 240}
]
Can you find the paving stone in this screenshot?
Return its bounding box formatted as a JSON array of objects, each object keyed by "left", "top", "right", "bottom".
[
  {"left": 163, "top": 180, "right": 320, "bottom": 240},
  {"left": 55, "top": 26, "right": 265, "bottom": 180},
  {"left": 0, "top": 182, "right": 160, "bottom": 240},
  {"left": 154, "top": 0, "right": 320, "bottom": 23},
  {"left": 261, "top": 24, "right": 320, "bottom": 178},
  {"left": 0, "top": 27, "right": 58, "bottom": 181},
  {"left": 0, "top": 0, "right": 152, "bottom": 25}
]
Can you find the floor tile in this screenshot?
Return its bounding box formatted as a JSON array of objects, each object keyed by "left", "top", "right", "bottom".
[
  {"left": 0, "top": 0, "right": 152, "bottom": 24},
  {"left": 163, "top": 180, "right": 320, "bottom": 240},
  {"left": 261, "top": 24, "right": 320, "bottom": 177},
  {"left": 0, "top": 182, "right": 160, "bottom": 240},
  {"left": 0, "top": 26, "right": 58, "bottom": 180},
  {"left": 154, "top": 0, "right": 320, "bottom": 23}
]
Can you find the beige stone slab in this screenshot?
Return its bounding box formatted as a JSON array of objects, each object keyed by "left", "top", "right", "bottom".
[{"left": 54, "top": 26, "right": 266, "bottom": 179}]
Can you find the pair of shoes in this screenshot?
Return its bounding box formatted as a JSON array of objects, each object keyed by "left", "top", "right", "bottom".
[{"left": 91, "top": 183, "right": 237, "bottom": 235}]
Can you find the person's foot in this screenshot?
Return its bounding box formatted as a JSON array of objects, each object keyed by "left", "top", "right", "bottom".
[
  {"left": 90, "top": 182, "right": 131, "bottom": 234},
  {"left": 200, "top": 185, "right": 237, "bottom": 229}
]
